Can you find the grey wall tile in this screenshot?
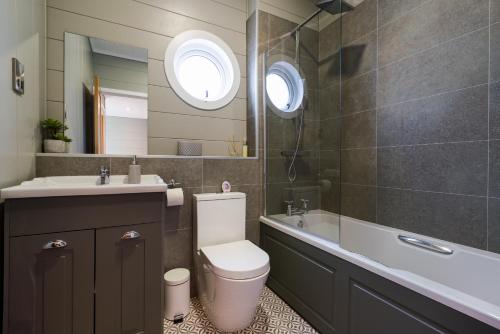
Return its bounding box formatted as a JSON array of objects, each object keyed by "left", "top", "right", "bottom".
[
  {"left": 138, "top": 158, "right": 203, "bottom": 188},
  {"left": 319, "top": 83, "right": 341, "bottom": 120},
  {"left": 341, "top": 148, "right": 376, "bottom": 185},
  {"left": 341, "top": 0, "right": 377, "bottom": 45},
  {"left": 378, "top": 0, "right": 426, "bottom": 26},
  {"left": 378, "top": 28, "right": 489, "bottom": 107},
  {"left": 319, "top": 118, "right": 341, "bottom": 150},
  {"left": 342, "top": 31, "right": 377, "bottom": 80},
  {"left": 163, "top": 228, "right": 193, "bottom": 270},
  {"left": 378, "top": 0, "right": 488, "bottom": 66},
  {"left": 203, "top": 158, "right": 260, "bottom": 187},
  {"left": 246, "top": 219, "right": 260, "bottom": 245},
  {"left": 319, "top": 19, "right": 341, "bottom": 61},
  {"left": 265, "top": 182, "right": 289, "bottom": 215},
  {"left": 488, "top": 140, "right": 500, "bottom": 198},
  {"left": 340, "top": 183, "right": 376, "bottom": 222},
  {"left": 320, "top": 149, "right": 340, "bottom": 183},
  {"left": 267, "top": 157, "right": 319, "bottom": 184},
  {"left": 378, "top": 142, "right": 488, "bottom": 196},
  {"left": 318, "top": 52, "right": 341, "bottom": 88},
  {"left": 164, "top": 187, "right": 201, "bottom": 232},
  {"left": 490, "top": 23, "right": 500, "bottom": 83},
  {"left": 266, "top": 115, "right": 296, "bottom": 150},
  {"left": 231, "top": 184, "right": 262, "bottom": 220},
  {"left": 342, "top": 71, "right": 377, "bottom": 114},
  {"left": 492, "top": 2, "right": 500, "bottom": 25},
  {"left": 377, "top": 187, "right": 487, "bottom": 249},
  {"left": 341, "top": 110, "right": 376, "bottom": 149},
  {"left": 490, "top": 81, "right": 500, "bottom": 139},
  {"left": 321, "top": 182, "right": 341, "bottom": 214},
  {"left": 301, "top": 120, "right": 321, "bottom": 151},
  {"left": 487, "top": 198, "right": 500, "bottom": 253},
  {"left": 36, "top": 156, "right": 110, "bottom": 176},
  {"left": 304, "top": 90, "right": 320, "bottom": 121},
  {"left": 377, "top": 85, "right": 488, "bottom": 146}
]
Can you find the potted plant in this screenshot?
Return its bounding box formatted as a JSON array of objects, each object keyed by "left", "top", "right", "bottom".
[
  {"left": 54, "top": 133, "right": 73, "bottom": 153},
  {"left": 40, "top": 118, "right": 72, "bottom": 153}
]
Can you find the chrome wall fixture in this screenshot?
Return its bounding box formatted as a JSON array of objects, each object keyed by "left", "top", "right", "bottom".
[{"left": 12, "top": 58, "right": 25, "bottom": 95}]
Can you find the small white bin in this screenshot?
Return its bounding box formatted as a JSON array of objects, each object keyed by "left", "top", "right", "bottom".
[{"left": 164, "top": 268, "right": 190, "bottom": 322}]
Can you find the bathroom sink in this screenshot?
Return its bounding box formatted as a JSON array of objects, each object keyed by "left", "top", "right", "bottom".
[{"left": 1, "top": 175, "right": 168, "bottom": 199}]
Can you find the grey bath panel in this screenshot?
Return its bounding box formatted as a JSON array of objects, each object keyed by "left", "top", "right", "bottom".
[
  {"left": 260, "top": 223, "right": 500, "bottom": 334},
  {"left": 349, "top": 282, "right": 448, "bottom": 334},
  {"left": 261, "top": 225, "right": 346, "bottom": 334}
]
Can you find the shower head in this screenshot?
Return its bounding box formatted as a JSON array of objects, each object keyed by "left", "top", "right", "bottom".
[{"left": 316, "top": 0, "right": 353, "bottom": 15}]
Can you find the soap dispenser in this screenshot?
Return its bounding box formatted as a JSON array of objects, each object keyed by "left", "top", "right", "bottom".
[{"left": 128, "top": 155, "right": 141, "bottom": 184}]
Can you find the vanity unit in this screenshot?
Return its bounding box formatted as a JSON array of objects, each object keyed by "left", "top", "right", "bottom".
[{"left": 2, "top": 175, "right": 167, "bottom": 334}]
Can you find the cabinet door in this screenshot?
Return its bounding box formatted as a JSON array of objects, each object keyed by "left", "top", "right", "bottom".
[
  {"left": 95, "top": 222, "right": 162, "bottom": 334},
  {"left": 8, "top": 230, "right": 94, "bottom": 334}
]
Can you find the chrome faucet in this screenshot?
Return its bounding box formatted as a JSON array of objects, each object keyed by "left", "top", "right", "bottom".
[
  {"left": 300, "top": 199, "right": 310, "bottom": 214},
  {"left": 98, "top": 166, "right": 110, "bottom": 185},
  {"left": 284, "top": 200, "right": 308, "bottom": 217}
]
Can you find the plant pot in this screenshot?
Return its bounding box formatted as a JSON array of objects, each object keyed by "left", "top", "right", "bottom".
[
  {"left": 65, "top": 142, "right": 71, "bottom": 153},
  {"left": 44, "top": 139, "right": 66, "bottom": 153}
]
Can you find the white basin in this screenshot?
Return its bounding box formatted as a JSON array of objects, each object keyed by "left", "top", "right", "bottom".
[{"left": 1, "top": 175, "right": 168, "bottom": 199}]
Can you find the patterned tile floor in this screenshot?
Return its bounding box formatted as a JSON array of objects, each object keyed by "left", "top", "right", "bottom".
[{"left": 164, "top": 286, "right": 318, "bottom": 333}]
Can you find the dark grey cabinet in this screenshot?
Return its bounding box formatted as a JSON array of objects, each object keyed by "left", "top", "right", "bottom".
[
  {"left": 95, "top": 223, "right": 162, "bottom": 334},
  {"left": 260, "top": 223, "right": 500, "bottom": 334},
  {"left": 3, "top": 193, "right": 165, "bottom": 334},
  {"left": 8, "top": 230, "right": 95, "bottom": 334}
]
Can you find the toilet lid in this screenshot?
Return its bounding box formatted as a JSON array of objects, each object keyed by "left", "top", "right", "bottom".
[{"left": 201, "top": 240, "right": 270, "bottom": 280}]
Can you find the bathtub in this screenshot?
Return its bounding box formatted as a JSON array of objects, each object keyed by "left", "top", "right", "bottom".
[
  {"left": 260, "top": 214, "right": 500, "bottom": 330},
  {"left": 270, "top": 209, "right": 339, "bottom": 242}
]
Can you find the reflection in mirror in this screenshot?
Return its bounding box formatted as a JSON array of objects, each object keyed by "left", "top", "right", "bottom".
[{"left": 64, "top": 33, "right": 148, "bottom": 155}]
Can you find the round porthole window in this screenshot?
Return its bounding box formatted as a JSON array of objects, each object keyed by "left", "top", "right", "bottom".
[
  {"left": 266, "top": 59, "right": 305, "bottom": 119},
  {"left": 164, "top": 30, "right": 241, "bottom": 110}
]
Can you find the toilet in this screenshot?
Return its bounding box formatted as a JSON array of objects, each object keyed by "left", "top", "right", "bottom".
[{"left": 193, "top": 192, "right": 270, "bottom": 332}]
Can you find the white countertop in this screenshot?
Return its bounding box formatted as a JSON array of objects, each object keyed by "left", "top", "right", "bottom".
[{"left": 1, "top": 175, "right": 168, "bottom": 199}]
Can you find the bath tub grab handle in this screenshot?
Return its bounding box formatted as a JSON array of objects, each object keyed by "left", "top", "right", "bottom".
[{"left": 398, "top": 235, "right": 454, "bottom": 255}]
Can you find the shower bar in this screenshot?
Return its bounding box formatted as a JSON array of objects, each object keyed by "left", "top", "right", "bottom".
[{"left": 398, "top": 235, "right": 454, "bottom": 255}]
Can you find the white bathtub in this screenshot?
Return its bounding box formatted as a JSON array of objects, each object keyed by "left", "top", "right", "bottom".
[
  {"left": 260, "top": 214, "right": 500, "bottom": 330},
  {"left": 270, "top": 209, "right": 339, "bottom": 242}
]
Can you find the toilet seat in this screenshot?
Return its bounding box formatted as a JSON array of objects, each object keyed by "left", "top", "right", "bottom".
[{"left": 201, "top": 240, "right": 270, "bottom": 280}]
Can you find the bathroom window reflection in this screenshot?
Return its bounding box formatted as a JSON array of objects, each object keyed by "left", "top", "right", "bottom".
[{"left": 266, "top": 72, "right": 291, "bottom": 111}]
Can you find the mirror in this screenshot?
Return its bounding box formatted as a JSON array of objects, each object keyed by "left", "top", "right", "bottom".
[{"left": 63, "top": 32, "right": 252, "bottom": 157}]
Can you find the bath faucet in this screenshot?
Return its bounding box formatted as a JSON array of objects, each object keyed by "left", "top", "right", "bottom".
[
  {"left": 98, "top": 166, "right": 110, "bottom": 185},
  {"left": 300, "top": 199, "right": 310, "bottom": 214},
  {"left": 284, "top": 200, "right": 306, "bottom": 216}
]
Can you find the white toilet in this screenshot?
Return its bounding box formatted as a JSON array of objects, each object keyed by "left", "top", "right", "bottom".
[{"left": 193, "top": 192, "right": 270, "bottom": 332}]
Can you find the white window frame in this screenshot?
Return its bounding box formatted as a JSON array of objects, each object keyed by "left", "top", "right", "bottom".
[
  {"left": 266, "top": 56, "right": 305, "bottom": 119},
  {"left": 164, "top": 30, "right": 241, "bottom": 110}
]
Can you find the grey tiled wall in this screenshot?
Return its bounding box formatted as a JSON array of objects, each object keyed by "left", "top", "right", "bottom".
[
  {"left": 36, "top": 155, "right": 263, "bottom": 288},
  {"left": 333, "top": 0, "right": 500, "bottom": 252}
]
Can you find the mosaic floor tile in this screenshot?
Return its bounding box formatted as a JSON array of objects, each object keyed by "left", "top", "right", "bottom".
[{"left": 164, "top": 286, "right": 318, "bottom": 334}]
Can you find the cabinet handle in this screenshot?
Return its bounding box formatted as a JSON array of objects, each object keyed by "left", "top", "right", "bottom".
[
  {"left": 43, "top": 240, "right": 68, "bottom": 250},
  {"left": 121, "top": 231, "right": 141, "bottom": 240}
]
